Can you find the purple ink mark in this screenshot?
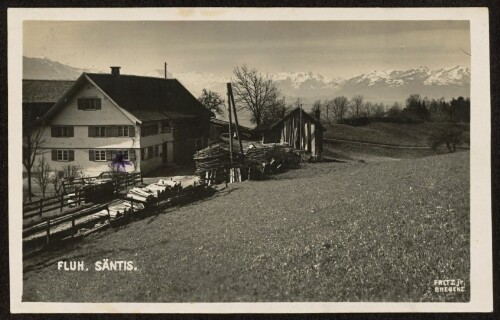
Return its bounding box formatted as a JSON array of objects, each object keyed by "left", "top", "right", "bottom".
[{"left": 111, "top": 153, "right": 132, "bottom": 172}]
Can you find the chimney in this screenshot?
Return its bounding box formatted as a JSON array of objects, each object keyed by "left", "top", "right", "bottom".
[{"left": 110, "top": 66, "right": 121, "bottom": 76}]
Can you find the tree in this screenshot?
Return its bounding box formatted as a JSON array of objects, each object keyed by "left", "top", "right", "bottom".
[
  {"left": 22, "top": 124, "right": 46, "bottom": 201},
  {"left": 261, "top": 97, "right": 290, "bottom": 126},
  {"left": 311, "top": 100, "right": 322, "bottom": 120},
  {"left": 387, "top": 101, "right": 403, "bottom": 118},
  {"left": 50, "top": 170, "right": 64, "bottom": 195},
  {"left": 322, "top": 99, "right": 334, "bottom": 124},
  {"left": 231, "top": 65, "right": 280, "bottom": 125},
  {"left": 351, "top": 95, "right": 364, "bottom": 117},
  {"left": 428, "top": 124, "right": 468, "bottom": 153},
  {"left": 404, "top": 94, "right": 430, "bottom": 121},
  {"left": 198, "top": 89, "right": 225, "bottom": 116},
  {"left": 373, "top": 103, "right": 386, "bottom": 117},
  {"left": 33, "top": 156, "right": 51, "bottom": 198},
  {"left": 331, "top": 96, "right": 349, "bottom": 121}
]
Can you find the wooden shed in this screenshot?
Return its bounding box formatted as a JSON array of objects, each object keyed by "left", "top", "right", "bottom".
[{"left": 258, "top": 107, "right": 325, "bottom": 159}]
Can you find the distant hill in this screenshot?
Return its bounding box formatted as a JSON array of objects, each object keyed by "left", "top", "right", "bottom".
[{"left": 23, "top": 56, "right": 89, "bottom": 80}]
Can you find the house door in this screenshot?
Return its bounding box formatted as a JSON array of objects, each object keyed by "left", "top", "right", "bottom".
[{"left": 162, "top": 142, "right": 168, "bottom": 164}]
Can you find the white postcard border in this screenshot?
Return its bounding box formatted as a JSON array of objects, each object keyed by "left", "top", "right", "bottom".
[{"left": 8, "top": 7, "right": 492, "bottom": 313}]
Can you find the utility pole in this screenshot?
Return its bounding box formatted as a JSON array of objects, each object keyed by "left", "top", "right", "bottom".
[
  {"left": 227, "top": 83, "right": 244, "bottom": 157},
  {"left": 164, "top": 62, "right": 167, "bottom": 79},
  {"left": 227, "top": 85, "right": 234, "bottom": 167}
]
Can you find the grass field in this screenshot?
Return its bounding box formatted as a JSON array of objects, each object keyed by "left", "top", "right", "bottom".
[
  {"left": 323, "top": 122, "right": 470, "bottom": 147},
  {"left": 23, "top": 151, "right": 470, "bottom": 302}
]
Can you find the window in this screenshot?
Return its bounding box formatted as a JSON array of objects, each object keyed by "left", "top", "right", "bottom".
[
  {"left": 52, "top": 149, "right": 74, "bottom": 162},
  {"left": 141, "top": 123, "right": 159, "bottom": 137},
  {"left": 51, "top": 126, "right": 74, "bottom": 137},
  {"left": 94, "top": 150, "right": 106, "bottom": 161},
  {"left": 117, "top": 150, "right": 129, "bottom": 160},
  {"left": 117, "top": 126, "right": 129, "bottom": 137},
  {"left": 148, "top": 146, "right": 154, "bottom": 158},
  {"left": 58, "top": 150, "right": 68, "bottom": 161},
  {"left": 89, "top": 126, "right": 106, "bottom": 137},
  {"left": 77, "top": 98, "right": 101, "bottom": 110},
  {"left": 161, "top": 121, "right": 173, "bottom": 133}
]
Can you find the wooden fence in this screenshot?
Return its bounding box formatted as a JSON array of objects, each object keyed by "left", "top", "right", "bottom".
[{"left": 23, "top": 172, "right": 143, "bottom": 219}]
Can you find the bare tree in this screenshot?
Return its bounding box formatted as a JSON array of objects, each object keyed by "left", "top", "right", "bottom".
[
  {"left": 331, "top": 96, "right": 349, "bottom": 121},
  {"left": 198, "top": 88, "right": 225, "bottom": 116},
  {"left": 231, "top": 65, "right": 280, "bottom": 125},
  {"left": 34, "top": 156, "right": 51, "bottom": 198},
  {"left": 23, "top": 125, "right": 46, "bottom": 201},
  {"left": 311, "top": 100, "right": 322, "bottom": 120},
  {"left": 351, "top": 95, "right": 364, "bottom": 117},
  {"left": 50, "top": 170, "right": 64, "bottom": 195},
  {"left": 322, "top": 99, "right": 334, "bottom": 124}
]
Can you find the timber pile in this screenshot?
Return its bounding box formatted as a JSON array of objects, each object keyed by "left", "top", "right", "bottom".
[
  {"left": 245, "top": 144, "right": 302, "bottom": 167},
  {"left": 193, "top": 144, "right": 243, "bottom": 174}
]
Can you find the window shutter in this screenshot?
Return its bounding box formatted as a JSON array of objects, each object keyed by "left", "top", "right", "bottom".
[
  {"left": 106, "top": 126, "right": 114, "bottom": 137},
  {"left": 111, "top": 150, "right": 117, "bottom": 160},
  {"left": 51, "top": 127, "right": 57, "bottom": 137},
  {"left": 68, "top": 126, "right": 74, "bottom": 137},
  {"left": 106, "top": 150, "right": 112, "bottom": 161},
  {"left": 88, "top": 126, "right": 94, "bottom": 137},
  {"left": 77, "top": 98, "right": 83, "bottom": 110},
  {"left": 95, "top": 99, "right": 101, "bottom": 110},
  {"left": 111, "top": 126, "right": 119, "bottom": 137},
  {"left": 52, "top": 150, "right": 57, "bottom": 161},
  {"left": 129, "top": 149, "right": 136, "bottom": 160},
  {"left": 141, "top": 148, "right": 145, "bottom": 161},
  {"left": 68, "top": 150, "right": 75, "bottom": 161},
  {"left": 89, "top": 150, "right": 95, "bottom": 161},
  {"left": 129, "top": 126, "right": 135, "bottom": 137}
]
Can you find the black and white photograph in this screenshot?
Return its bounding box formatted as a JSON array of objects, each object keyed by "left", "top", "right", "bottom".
[{"left": 8, "top": 7, "right": 493, "bottom": 313}]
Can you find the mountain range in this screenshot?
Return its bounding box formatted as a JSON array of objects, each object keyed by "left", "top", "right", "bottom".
[{"left": 23, "top": 56, "right": 470, "bottom": 106}]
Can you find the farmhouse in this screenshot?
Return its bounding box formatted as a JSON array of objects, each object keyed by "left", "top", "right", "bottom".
[
  {"left": 257, "top": 107, "right": 325, "bottom": 159},
  {"left": 29, "top": 67, "right": 214, "bottom": 175}
]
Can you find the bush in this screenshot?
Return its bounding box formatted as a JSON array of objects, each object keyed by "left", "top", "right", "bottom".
[{"left": 427, "top": 124, "right": 468, "bottom": 153}]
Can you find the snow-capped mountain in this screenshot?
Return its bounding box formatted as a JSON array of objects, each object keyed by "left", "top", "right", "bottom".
[
  {"left": 23, "top": 56, "right": 470, "bottom": 105},
  {"left": 343, "top": 66, "right": 470, "bottom": 88}
]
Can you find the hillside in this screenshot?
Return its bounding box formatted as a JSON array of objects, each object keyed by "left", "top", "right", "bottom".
[
  {"left": 23, "top": 152, "right": 470, "bottom": 302},
  {"left": 324, "top": 122, "right": 469, "bottom": 147}
]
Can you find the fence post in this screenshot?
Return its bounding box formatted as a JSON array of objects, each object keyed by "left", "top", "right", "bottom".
[
  {"left": 71, "top": 216, "right": 76, "bottom": 238},
  {"left": 60, "top": 193, "right": 64, "bottom": 212},
  {"left": 46, "top": 219, "right": 51, "bottom": 244},
  {"left": 107, "top": 205, "right": 111, "bottom": 224},
  {"left": 39, "top": 198, "right": 43, "bottom": 217},
  {"left": 140, "top": 173, "right": 143, "bottom": 185}
]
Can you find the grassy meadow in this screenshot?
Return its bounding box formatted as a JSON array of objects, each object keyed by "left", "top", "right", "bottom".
[{"left": 23, "top": 150, "right": 470, "bottom": 302}]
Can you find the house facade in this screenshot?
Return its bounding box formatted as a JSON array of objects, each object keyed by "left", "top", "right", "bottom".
[{"left": 28, "top": 67, "right": 213, "bottom": 175}]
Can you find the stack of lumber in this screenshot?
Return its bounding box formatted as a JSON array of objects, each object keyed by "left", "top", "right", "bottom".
[
  {"left": 245, "top": 144, "right": 302, "bottom": 167},
  {"left": 193, "top": 144, "right": 243, "bottom": 174},
  {"left": 126, "top": 187, "right": 155, "bottom": 203}
]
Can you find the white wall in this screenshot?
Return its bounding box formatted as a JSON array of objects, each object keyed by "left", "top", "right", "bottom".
[
  {"left": 31, "top": 149, "right": 139, "bottom": 177},
  {"left": 51, "top": 83, "right": 135, "bottom": 126}
]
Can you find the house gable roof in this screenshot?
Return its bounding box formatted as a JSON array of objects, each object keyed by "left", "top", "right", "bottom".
[
  {"left": 270, "top": 107, "right": 326, "bottom": 131},
  {"left": 85, "top": 73, "right": 214, "bottom": 120},
  {"left": 23, "top": 79, "right": 75, "bottom": 103}
]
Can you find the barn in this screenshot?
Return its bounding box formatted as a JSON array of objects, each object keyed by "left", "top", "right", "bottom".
[{"left": 257, "top": 107, "right": 325, "bottom": 159}]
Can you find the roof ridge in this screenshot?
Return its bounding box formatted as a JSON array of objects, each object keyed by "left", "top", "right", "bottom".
[{"left": 85, "top": 73, "right": 177, "bottom": 81}]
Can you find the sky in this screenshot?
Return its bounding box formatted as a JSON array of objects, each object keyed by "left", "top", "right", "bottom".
[{"left": 23, "top": 20, "right": 471, "bottom": 79}]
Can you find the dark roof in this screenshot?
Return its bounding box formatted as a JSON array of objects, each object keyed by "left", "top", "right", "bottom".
[
  {"left": 85, "top": 73, "right": 214, "bottom": 121},
  {"left": 23, "top": 80, "right": 75, "bottom": 103},
  {"left": 270, "top": 107, "right": 326, "bottom": 131}
]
